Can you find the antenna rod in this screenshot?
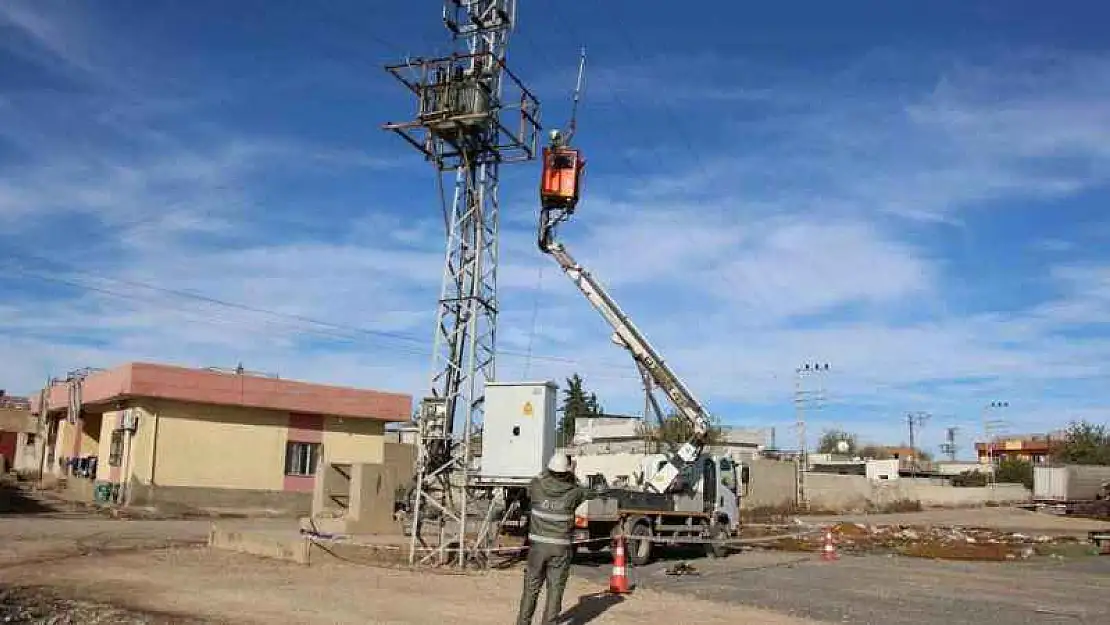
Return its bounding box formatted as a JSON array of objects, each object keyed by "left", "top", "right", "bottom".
[{"left": 565, "top": 46, "right": 587, "bottom": 142}]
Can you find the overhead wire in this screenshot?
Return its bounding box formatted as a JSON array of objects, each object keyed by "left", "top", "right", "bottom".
[
  {"left": 521, "top": 263, "right": 545, "bottom": 379},
  {"left": 0, "top": 252, "right": 644, "bottom": 382},
  {"left": 513, "top": 6, "right": 895, "bottom": 425},
  {"left": 0, "top": 269, "right": 434, "bottom": 374}
]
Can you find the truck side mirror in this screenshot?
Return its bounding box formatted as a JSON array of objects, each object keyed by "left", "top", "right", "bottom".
[{"left": 741, "top": 466, "right": 750, "bottom": 485}]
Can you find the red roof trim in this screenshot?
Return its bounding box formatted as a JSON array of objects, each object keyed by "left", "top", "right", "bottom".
[{"left": 30, "top": 362, "right": 411, "bottom": 422}]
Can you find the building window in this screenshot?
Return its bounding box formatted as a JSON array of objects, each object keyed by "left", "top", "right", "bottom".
[
  {"left": 108, "top": 430, "right": 125, "bottom": 467},
  {"left": 285, "top": 441, "right": 320, "bottom": 477}
]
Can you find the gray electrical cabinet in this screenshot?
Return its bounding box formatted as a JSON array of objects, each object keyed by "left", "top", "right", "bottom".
[{"left": 479, "top": 381, "right": 559, "bottom": 484}]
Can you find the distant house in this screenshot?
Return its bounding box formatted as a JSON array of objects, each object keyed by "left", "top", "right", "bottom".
[
  {"left": 31, "top": 362, "right": 411, "bottom": 514},
  {"left": 0, "top": 392, "right": 38, "bottom": 473},
  {"left": 571, "top": 414, "right": 765, "bottom": 461},
  {"left": 572, "top": 414, "right": 651, "bottom": 454},
  {"left": 974, "top": 432, "right": 1063, "bottom": 465},
  {"left": 709, "top": 427, "right": 769, "bottom": 462}
]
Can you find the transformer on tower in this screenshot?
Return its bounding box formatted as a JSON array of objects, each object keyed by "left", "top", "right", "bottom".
[{"left": 382, "top": 0, "right": 541, "bottom": 568}]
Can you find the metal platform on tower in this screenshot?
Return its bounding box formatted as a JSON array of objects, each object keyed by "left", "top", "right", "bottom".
[{"left": 381, "top": 0, "right": 542, "bottom": 569}]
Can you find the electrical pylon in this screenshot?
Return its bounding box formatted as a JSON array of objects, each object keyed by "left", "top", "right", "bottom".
[{"left": 382, "top": 0, "right": 541, "bottom": 567}]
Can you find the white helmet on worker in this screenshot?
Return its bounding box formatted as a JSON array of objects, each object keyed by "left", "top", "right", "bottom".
[{"left": 547, "top": 450, "right": 572, "bottom": 473}]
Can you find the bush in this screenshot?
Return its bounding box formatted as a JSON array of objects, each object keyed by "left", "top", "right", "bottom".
[
  {"left": 951, "top": 470, "right": 989, "bottom": 487},
  {"left": 996, "top": 458, "right": 1034, "bottom": 489}
]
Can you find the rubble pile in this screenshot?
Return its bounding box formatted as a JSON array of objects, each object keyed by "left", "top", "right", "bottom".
[{"left": 764, "top": 522, "right": 1087, "bottom": 561}]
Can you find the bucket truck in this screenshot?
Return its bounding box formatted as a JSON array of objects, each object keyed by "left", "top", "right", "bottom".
[{"left": 538, "top": 129, "right": 749, "bottom": 565}]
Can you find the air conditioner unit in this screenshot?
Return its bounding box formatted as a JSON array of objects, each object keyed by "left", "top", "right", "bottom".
[{"left": 120, "top": 410, "right": 139, "bottom": 432}]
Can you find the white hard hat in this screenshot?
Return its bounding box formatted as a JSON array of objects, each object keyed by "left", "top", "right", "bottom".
[{"left": 547, "top": 452, "right": 571, "bottom": 473}]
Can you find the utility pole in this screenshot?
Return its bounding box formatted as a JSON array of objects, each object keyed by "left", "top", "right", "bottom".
[
  {"left": 383, "top": 0, "right": 541, "bottom": 568},
  {"left": 905, "top": 411, "right": 930, "bottom": 478},
  {"left": 794, "top": 362, "right": 830, "bottom": 509},
  {"left": 35, "top": 377, "right": 51, "bottom": 486},
  {"left": 940, "top": 426, "right": 959, "bottom": 462},
  {"left": 982, "top": 400, "right": 1009, "bottom": 488}
]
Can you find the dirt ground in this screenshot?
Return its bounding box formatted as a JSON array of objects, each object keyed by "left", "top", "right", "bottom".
[
  {"left": 574, "top": 547, "right": 1110, "bottom": 625},
  {"left": 4, "top": 485, "right": 1109, "bottom": 625},
  {"left": 803, "top": 506, "right": 1110, "bottom": 536},
  {"left": 0, "top": 515, "right": 820, "bottom": 625}
]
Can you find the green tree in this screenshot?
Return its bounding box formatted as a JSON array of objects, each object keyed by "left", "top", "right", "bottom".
[
  {"left": 1050, "top": 420, "right": 1110, "bottom": 465},
  {"left": 996, "top": 457, "right": 1034, "bottom": 489},
  {"left": 818, "top": 429, "right": 858, "bottom": 455},
  {"left": 558, "top": 373, "right": 603, "bottom": 445},
  {"left": 637, "top": 410, "right": 725, "bottom": 453},
  {"left": 858, "top": 445, "right": 893, "bottom": 460}
]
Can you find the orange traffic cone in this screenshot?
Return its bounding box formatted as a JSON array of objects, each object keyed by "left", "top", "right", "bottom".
[
  {"left": 821, "top": 527, "right": 839, "bottom": 562},
  {"left": 609, "top": 535, "right": 631, "bottom": 594}
]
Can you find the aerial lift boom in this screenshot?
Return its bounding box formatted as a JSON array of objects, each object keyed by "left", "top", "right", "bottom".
[{"left": 538, "top": 91, "right": 714, "bottom": 493}]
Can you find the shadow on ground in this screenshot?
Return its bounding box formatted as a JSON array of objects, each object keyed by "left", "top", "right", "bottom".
[
  {"left": 572, "top": 544, "right": 713, "bottom": 569},
  {"left": 559, "top": 591, "right": 625, "bottom": 624},
  {"left": 0, "top": 483, "right": 55, "bottom": 516}
]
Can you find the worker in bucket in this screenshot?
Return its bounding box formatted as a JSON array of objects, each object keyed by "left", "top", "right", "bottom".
[{"left": 516, "top": 451, "right": 605, "bottom": 625}]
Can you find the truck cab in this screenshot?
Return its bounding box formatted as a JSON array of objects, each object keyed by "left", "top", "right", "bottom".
[
  {"left": 671, "top": 455, "right": 743, "bottom": 532},
  {"left": 572, "top": 454, "right": 747, "bottom": 564}
]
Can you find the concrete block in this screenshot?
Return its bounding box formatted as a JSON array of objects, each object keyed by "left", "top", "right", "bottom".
[
  {"left": 207, "top": 526, "right": 311, "bottom": 565},
  {"left": 301, "top": 516, "right": 347, "bottom": 536}
]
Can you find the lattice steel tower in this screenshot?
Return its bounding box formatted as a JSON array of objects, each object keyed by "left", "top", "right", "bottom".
[{"left": 382, "top": 0, "right": 540, "bottom": 567}]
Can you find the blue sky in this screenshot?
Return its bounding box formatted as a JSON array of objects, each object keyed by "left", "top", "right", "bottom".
[{"left": 2, "top": 1, "right": 1110, "bottom": 460}]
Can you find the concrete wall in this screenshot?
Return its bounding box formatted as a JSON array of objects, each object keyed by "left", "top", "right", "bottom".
[
  {"left": 384, "top": 442, "right": 415, "bottom": 478},
  {"left": 79, "top": 414, "right": 100, "bottom": 459},
  {"left": 13, "top": 431, "right": 44, "bottom": 473},
  {"left": 323, "top": 417, "right": 384, "bottom": 465},
  {"left": 49, "top": 416, "right": 77, "bottom": 474},
  {"left": 128, "top": 482, "right": 312, "bottom": 516},
  {"left": 743, "top": 458, "right": 797, "bottom": 510},
  {"left": 807, "top": 473, "right": 1031, "bottom": 512}
]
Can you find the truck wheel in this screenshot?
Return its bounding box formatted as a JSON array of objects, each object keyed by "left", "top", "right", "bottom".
[
  {"left": 626, "top": 521, "right": 653, "bottom": 566},
  {"left": 706, "top": 523, "right": 729, "bottom": 559}
]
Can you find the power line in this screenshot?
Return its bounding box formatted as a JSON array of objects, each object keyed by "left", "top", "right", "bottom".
[
  {"left": 0, "top": 254, "right": 643, "bottom": 378},
  {"left": 905, "top": 411, "right": 931, "bottom": 477}
]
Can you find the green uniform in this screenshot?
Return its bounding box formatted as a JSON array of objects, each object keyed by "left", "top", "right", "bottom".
[{"left": 516, "top": 469, "right": 601, "bottom": 625}]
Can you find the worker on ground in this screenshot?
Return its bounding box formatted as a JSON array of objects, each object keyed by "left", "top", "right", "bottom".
[{"left": 516, "top": 451, "right": 605, "bottom": 625}]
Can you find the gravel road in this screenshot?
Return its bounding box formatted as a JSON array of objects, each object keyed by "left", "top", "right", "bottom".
[
  {"left": 0, "top": 585, "right": 208, "bottom": 624},
  {"left": 573, "top": 548, "right": 1110, "bottom": 625},
  {"left": 0, "top": 515, "right": 820, "bottom": 624}
]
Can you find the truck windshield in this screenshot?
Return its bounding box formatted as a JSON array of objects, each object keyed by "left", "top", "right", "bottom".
[{"left": 719, "top": 458, "right": 738, "bottom": 493}]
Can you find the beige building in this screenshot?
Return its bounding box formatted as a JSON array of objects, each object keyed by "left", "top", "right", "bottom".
[{"left": 31, "top": 362, "right": 411, "bottom": 514}]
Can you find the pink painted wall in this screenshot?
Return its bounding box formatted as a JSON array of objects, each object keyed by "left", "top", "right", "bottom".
[
  {"left": 31, "top": 362, "right": 412, "bottom": 422},
  {"left": 287, "top": 413, "right": 324, "bottom": 443},
  {"left": 284, "top": 412, "right": 323, "bottom": 492}
]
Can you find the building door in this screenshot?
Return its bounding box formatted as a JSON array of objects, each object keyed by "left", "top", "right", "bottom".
[{"left": 0, "top": 431, "right": 16, "bottom": 470}]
